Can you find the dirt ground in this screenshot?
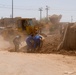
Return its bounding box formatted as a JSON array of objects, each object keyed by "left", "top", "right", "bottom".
[
  {"left": 0, "top": 14, "right": 76, "bottom": 75},
  {"left": 0, "top": 35, "right": 76, "bottom": 75},
  {"left": 0, "top": 35, "right": 12, "bottom": 51},
  {"left": 0, "top": 51, "right": 76, "bottom": 75}
]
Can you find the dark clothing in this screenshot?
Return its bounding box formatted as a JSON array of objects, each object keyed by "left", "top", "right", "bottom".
[
  {"left": 13, "top": 38, "right": 20, "bottom": 45},
  {"left": 15, "top": 44, "right": 19, "bottom": 52},
  {"left": 26, "top": 34, "right": 42, "bottom": 51},
  {"left": 33, "top": 34, "right": 42, "bottom": 49},
  {"left": 26, "top": 35, "right": 34, "bottom": 50},
  {"left": 13, "top": 37, "right": 21, "bottom": 51}
]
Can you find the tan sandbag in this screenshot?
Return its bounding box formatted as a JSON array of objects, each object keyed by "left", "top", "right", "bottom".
[
  {"left": 19, "top": 42, "right": 27, "bottom": 49},
  {"left": 39, "top": 35, "right": 45, "bottom": 41}
]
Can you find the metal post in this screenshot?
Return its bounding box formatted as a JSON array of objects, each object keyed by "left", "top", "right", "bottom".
[
  {"left": 12, "top": 0, "right": 13, "bottom": 19},
  {"left": 39, "top": 8, "right": 43, "bottom": 20},
  {"left": 45, "top": 6, "right": 49, "bottom": 21},
  {"left": 71, "top": 16, "right": 73, "bottom": 23}
]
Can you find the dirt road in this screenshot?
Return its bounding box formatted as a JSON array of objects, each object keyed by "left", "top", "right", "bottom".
[
  {"left": 0, "top": 36, "right": 12, "bottom": 51},
  {"left": 0, "top": 51, "right": 76, "bottom": 75},
  {"left": 0, "top": 35, "right": 76, "bottom": 75}
]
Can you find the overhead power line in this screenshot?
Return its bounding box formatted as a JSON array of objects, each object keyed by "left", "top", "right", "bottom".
[
  {"left": 0, "top": 6, "right": 38, "bottom": 11},
  {"left": 50, "top": 8, "right": 76, "bottom": 11},
  {"left": 0, "top": 3, "right": 11, "bottom": 6},
  {"left": 0, "top": 3, "right": 76, "bottom": 12}
]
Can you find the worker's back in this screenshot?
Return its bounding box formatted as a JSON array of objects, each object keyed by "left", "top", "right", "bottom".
[
  {"left": 33, "top": 34, "right": 42, "bottom": 49},
  {"left": 26, "top": 35, "right": 34, "bottom": 50}
]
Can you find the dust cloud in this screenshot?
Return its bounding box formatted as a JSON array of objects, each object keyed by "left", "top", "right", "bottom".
[{"left": 0, "top": 35, "right": 12, "bottom": 51}]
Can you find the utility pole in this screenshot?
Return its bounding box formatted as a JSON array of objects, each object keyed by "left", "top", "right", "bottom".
[
  {"left": 12, "top": 0, "right": 13, "bottom": 19},
  {"left": 39, "top": 7, "right": 43, "bottom": 20},
  {"left": 71, "top": 16, "right": 73, "bottom": 23},
  {"left": 45, "top": 6, "right": 49, "bottom": 21}
]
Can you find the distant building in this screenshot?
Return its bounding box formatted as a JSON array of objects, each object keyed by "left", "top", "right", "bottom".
[{"left": 0, "top": 17, "right": 36, "bottom": 28}]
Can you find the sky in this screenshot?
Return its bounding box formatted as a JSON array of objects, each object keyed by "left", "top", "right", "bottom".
[{"left": 0, "top": 0, "right": 76, "bottom": 22}]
